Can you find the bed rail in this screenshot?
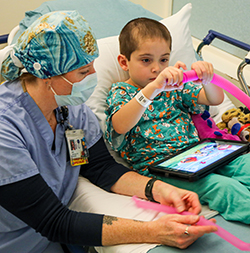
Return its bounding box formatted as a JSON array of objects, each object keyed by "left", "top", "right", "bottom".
[
  {"left": 197, "top": 30, "right": 250, "bottom": 97},
  {"left": 0, "top": 34, "right": 8, "bottom": 45}
]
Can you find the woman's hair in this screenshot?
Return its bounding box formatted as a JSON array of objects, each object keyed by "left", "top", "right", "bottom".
[
  {"left": 19, "top": 73, "right": 37, "bottom": 86},
  {"left": 119, "top": 17, "right": 172, "bottom": 60}
]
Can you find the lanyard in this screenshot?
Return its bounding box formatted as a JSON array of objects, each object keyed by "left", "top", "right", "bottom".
[{"left": 59, "top": 106, "right": 89, "bottom": 166}]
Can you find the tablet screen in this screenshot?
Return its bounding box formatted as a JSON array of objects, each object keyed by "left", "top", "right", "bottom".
[{"left": 155, "top": 141, "right": 243, "bottom": 173}]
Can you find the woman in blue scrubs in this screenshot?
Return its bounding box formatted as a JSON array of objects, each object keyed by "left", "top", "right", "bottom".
[{"left": 0, "top": 11, "right": 216, "bottom": 253}]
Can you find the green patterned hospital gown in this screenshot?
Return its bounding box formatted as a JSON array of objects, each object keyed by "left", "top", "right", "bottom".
[{"left": 105, "top": 81, "right": 207, "bottom": 176}]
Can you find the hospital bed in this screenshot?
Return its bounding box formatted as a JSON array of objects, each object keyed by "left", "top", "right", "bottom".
[
  {"left": 0, "top": 1, "right": 250, "bottom": 253},
  {"left": 196, "top": 29, "right": 250, "bottom": 97}
]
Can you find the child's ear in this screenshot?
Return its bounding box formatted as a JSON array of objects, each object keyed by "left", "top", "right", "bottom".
[{"left": 118, "top": 54, "right": 129, "bottom": 71}]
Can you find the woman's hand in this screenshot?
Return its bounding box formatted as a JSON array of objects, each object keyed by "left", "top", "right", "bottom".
[
  {"left": 152, "top": 180, "right": 201, "bottom": 214},
  {"left": 101, "top": 212, "right": 217, "bottom": 247},
  {"left": 148, "top": 214, "right": 217, "bottom": 248},
  {"left": 110, "top": 172, "right": 217, "bottom": 248}
]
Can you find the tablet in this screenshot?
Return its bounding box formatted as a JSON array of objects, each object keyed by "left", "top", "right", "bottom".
[{"left": 148, "top": 138, "right": 250, "bottom": 182}]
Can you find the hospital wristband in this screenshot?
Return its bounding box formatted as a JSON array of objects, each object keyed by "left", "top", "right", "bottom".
[{"left": 135, "top": 90, "right": 152, "bottom": 108}]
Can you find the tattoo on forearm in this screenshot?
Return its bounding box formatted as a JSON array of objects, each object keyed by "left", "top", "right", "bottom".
[{"left": 103, "top": 216, "right": 118, "bottom": 225}]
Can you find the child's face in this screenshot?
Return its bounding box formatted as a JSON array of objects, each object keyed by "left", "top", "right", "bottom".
[{"left": 126, "top": 38, "right": 171, "bottom": 88}]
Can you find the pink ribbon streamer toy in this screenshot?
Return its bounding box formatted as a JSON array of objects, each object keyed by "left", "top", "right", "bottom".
[
  {"left": 132, "top": 196, "right": 250, "bottom": 251},
  {"left": 182, "top": 70, "right": 250, "bottom": 110}
]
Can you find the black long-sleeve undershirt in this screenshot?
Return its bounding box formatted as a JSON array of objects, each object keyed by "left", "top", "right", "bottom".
[
  {"left": 80, "top": 138, "right": 130, "bottom": 191},
  {"left": 0, "top": 137, "right": 131, "bottom": 246}
]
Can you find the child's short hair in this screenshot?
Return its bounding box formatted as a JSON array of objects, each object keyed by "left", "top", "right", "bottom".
[{"left": 119, "top": 17, "right": 172, "bottom": 60}]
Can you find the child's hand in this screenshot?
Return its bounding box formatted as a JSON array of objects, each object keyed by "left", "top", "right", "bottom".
[
  {"left": 174, "top": 61, "right": 187, "bottom": 71},
  {"left": 161, "top": 61, "right": 187, "bottom": 90},
  {"left": 152, "top": 66, "right": 184, "bottom": 95},
  {"left": 191, "top": 61, "right": 214, "bottom": 85}
]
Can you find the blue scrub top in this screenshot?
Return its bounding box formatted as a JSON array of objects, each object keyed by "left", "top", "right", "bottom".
[{"left": 0, "top": 80, "right": 102, "bottom": 252}]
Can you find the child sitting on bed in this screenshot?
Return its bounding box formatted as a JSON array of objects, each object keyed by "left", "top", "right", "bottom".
[{"left": 105, "top": 17, "right": 250, "bottom": 224}]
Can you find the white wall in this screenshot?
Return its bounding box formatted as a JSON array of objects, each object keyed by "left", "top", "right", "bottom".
[
  {"left": 0, "top": 0, "right": 48, "bottom": 82},
  {"left": 0, "top": 0, "right": 49, "bottom": 35},
  {"left": 129, "top": 0, "right": 172, "bottom": 18},
  {"left": 0, "top": 0, "right": 49, "bottom": 50}
]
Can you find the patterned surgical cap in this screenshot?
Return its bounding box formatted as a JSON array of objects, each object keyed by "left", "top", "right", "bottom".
[{"left": 1, "top": 11, "right": 99, "bottom": 80}]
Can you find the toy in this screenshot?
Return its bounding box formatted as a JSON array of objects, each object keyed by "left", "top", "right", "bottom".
[
  {"left": 216, "top": 108, "right": 244, "bottom": 132},
  {"left": 238, "top": 106, "right": 250, "bottom": 124},
  {"left": 191, "top": 110, "right": 241, "bottom": 141},
  {"left": 217, "top": 121, "right": 227, "bottom": 131},
  {"left": 239, "top": 126, "right": 250, "bottom": 142},
  {"left": 239, "top": 106, "right": 250, "bottom": 115},
  {"left": 183, "top": 70, "right": 250, "bottom": 110},
  {"left": 133, "top": 196, "right": 250, "bottom": 251},
  {"left": 216, "top": 107, "right": 250, "bottom": 142},
  {"left": 221, "top": 108, "right": 244, "bottom": 124},
  {"left": 227, "top": 117, "right": 250, "bottom": 142},
  {"left": 239, "top": 114, "right": 250, "bottom": 124},
  {"left": 227, "top": 117, "right": 242, "bottom": 135}
]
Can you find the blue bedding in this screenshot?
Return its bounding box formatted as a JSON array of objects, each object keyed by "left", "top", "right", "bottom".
[{"left": 150, "top": 215, "right": 250, "bottom": 253}]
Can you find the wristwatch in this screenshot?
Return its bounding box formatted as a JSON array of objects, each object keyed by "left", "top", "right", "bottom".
[{"left": 145, "top": 178, "right": 158, "bottom": 202}]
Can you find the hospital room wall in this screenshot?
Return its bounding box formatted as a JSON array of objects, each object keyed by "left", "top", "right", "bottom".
[
  {"left": 173, "top": 0, "right": 250, "bottom": 60},
  {"left": 0, "top": 0, "right": 48, "bottom": 83},
  {"left": 129, "top": 0, "right": 172, "bottom": 18},
  {"left": 0, "top": 0, "right": 48, "bottom": 43}
]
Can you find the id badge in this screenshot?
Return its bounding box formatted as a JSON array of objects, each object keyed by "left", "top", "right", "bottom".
[{"left": 65, "top": 129, "right": 89, "bottom": 166}]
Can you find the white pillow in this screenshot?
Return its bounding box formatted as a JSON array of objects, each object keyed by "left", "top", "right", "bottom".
[
  {"left": 86, "top": 3, "right": 197, "bottom": 131},
  {"left": 160, "top": 3, "right": 196, "bottom": 70}
]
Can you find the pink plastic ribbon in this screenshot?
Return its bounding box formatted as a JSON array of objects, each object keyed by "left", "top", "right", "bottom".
[
  {"left": 132, "top": 196, "right": 250, "bottom": 251},
  {"left": 182, "top": 70, "right": 250, "bottom": 110}
]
